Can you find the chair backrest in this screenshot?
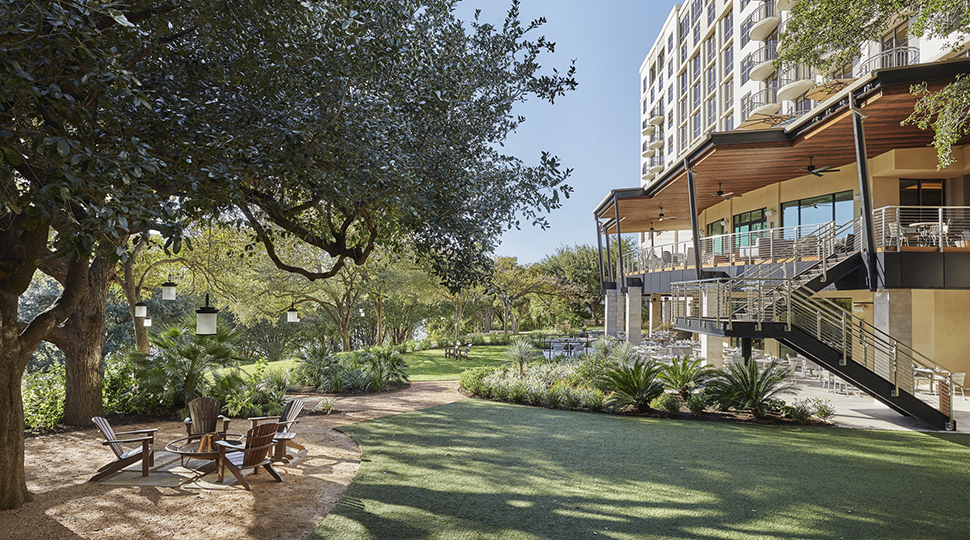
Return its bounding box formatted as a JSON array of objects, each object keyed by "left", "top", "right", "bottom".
[
  {"left": 242, "top": 422, "right": 279, "bottom": 467},
  {"left": 277, "top": 398, "right": 305, "bottom": 432},
  {"left": 92, "top": 416, "right": 124, "bottom": 458},
  {"left": 953, "top": 372, "right": 966, "bottom": 386},
  {"left": 187, "top": 397, "right": 222, "bottom": 436}
]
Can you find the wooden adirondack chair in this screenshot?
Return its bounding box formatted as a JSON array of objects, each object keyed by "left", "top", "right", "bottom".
[
  {"left": 249, "top": 398, "right": 306, "bottom": 463},
  {"left": 216, "top": 422, "right": 283, "bottom": 490},
  {"left": 456, "top": 344, "right": 472, "bottom": 360},
  {"left": 184, "top": 397, "right": 230, "bottom": 439},
  {"left": 90, "top": 416, "right": 157, "bottom": 482}
]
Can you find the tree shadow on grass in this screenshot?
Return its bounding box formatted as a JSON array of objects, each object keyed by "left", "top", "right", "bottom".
[{"left": 313, "top": 400, "right": 970, "bottom": 540}]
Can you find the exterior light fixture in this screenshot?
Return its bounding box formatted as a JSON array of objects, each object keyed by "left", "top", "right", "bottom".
[
  {"left": 143, "top": 317, "right": 152, "bottom": 327},
  {"left": 286, "top": 303, "right": 300, "bottom": 323},
  {"left": 161, "top": 276, "right": 177, "bottom": 301},
  {"left": 720, "top": 218, "right": 728, "bottom": 228},
  {"left": 195, "top": 293, "right": 219, "bottom": 335},
  {"left": 359, "top": 308, "right": 365, "bottom": 317},
  {"left": 134, "top": 301, "right": 148, "bottom": 318}
]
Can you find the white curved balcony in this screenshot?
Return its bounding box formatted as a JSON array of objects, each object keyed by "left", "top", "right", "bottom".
[
  {"left": 641, "top": 140, "right": 656, "bottom": 158},
  {"left": 776, "top": 0, "right": 801, "bottom": 11},
  {"left": 777, "top": 65, "right": 815, "bottom": 101},
  {"left": 743, "top": 87, "right": 781, "bottom": 118},
  {"left": 649, "top": 104, "right": 665, "bottom": 126},
  {"left": 649, "top": 155, "right": 665, "bottom": 174},
  {"left": 641, "top": 172, "right": 655, "bottom": 182},
  {"left": 747, "top": 2, "right": 780, "bottom": 42},
  {"left": 641, "top": 119, "right": 656, "bottom": 136},
  {"left": 858, "top": 47, "right": 920, "bottom": 76},
  {"left": 747, "top": 43, "right": 778, "bottom": 81}
]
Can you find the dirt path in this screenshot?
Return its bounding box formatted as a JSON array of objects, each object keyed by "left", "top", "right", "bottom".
[{"left": 0, "top": 381, "right": 465, "bottom": 540}]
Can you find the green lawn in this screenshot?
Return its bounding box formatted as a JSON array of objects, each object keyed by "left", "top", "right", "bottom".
[
  {"left": 401, "top": 346, "right": 508, "bottom": 381},
  {"left": 314, "top": 399, "right": 970, "bottom": 540}
]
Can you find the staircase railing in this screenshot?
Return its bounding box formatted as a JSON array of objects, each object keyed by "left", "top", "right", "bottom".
[
  {"left": 670, "top": 276, "right": 955, "bottom": 428},
  {"left": 734, "top": 216, "right": 862, "bottom": 283}
]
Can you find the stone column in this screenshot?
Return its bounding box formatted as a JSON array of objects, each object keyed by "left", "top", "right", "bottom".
[
  {"left": 626, "top": 286, "right": 642, "bottom": 346},
  {"left": 699, "top": 288, "right": 723, "bottom": 367},
  {"left": 605, "top": 289, "right": 619, "bottom": 337},
  {"left": 647, "top": 296, "right": 662, "bottom": 336}
]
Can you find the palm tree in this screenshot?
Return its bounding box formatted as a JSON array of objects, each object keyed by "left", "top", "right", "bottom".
[
  {"left": 658, "top": 356, "right": 717, "bottom": 401},
  {"left": 505, "top": 339, "right": 541, "bottom": 376},
  {"left": 598, "top": 358, "right": 665, "bottom": 413},
  {"left": 705, "top": 359, "right": 796, "bottom": 419}
]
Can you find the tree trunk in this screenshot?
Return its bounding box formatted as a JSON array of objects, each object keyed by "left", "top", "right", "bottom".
[
  {"left": 375, "top": 296, "right": 384, "bottom": 346},
  {"left": 339, "top": 315, "right": 351, "bottom": 352},
  {"left": 46, "top": 256, "right": 112, "bottom": 426},
  {"left": 0, "top": 331, "right": 32, "bottom": 510}
]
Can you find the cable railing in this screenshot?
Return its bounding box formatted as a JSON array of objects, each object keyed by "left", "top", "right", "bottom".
[
  {"left": 858, "top": 46, "right": 920, "bottom": 76},
  {"left": 872, "top": 206, "right": 970, "bottom": 251},
  {"left": 670, "top": 276, "right": 956, "bottom": 428},
  {"left": 735, "top": 217, "right": 861, "bottom": 283}
]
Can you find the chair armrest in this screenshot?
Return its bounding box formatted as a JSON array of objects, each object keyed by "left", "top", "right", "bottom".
[
  {"left": 113, "top": 428, "right": 158, "bottom": 435},
  {"left": 103, "top": 436, "right": 153, "bottom": 445},
  {"left": 215, "top": 440, "right": 243, "bottom": 451}
]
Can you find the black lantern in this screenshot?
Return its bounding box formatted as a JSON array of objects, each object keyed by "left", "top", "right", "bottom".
[
  {"left": 195, "top": 294, "right": 219, "bottom": 335},
  {"left": 161, "top": 276, "right": 177, "bottom": 301},
  {"left": 286, "top": 303, "right": 300, "bottom": 323},
  {"left": 134, "top": 301, "right": 148, "bottom": 318}
]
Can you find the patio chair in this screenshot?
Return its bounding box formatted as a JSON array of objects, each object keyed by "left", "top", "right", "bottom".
[
  {"left": 444, "top": 343, "right": 460, "bottom": 358},
  {"left": 184, "top": 397, "right": 230, "bottom": 440},
  {"left": 217, "top": 421, "right": 283, "bottom": 490},
  {"left": 953, "top": 373, "right": 966, "bottom": 399},
  {"left": 456, "top": 344, "right": 472, "bottom": 360},
  {"left": 90, "top": 416, "right": 157, "bottom": 482},
  {"left": 249, "top": 398, "right": 306, "bottom": 463}
]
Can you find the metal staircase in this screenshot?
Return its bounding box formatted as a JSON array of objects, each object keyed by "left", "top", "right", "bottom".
[{"left": 670, "top": 217, "right": 956, "bottom": 430}]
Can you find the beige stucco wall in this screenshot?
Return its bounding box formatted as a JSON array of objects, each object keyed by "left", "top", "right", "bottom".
[{"left": 909, "top": 289, "right": 970, "bottom": 376}]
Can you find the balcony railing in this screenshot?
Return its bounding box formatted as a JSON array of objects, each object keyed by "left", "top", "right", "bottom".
[
  {"left": 872, "top": 206, "right": 970, "bottom": 251},
  {"left": 741, "top": 86, "right": 780, "bottom": 118},
  {"left": 642, "top": 118, "right": 656, "bottom": 135},
  {"left": 777, "top": 64, "right": 815, "bottom": 100},
  {"left": 858, "top": 46, "right": 920, "bottom": 76},
  {"left": 746, "top": 42, "right": 778, "bottom": 81},
  {"left": 747, "top": 1, "right": 779, "bottom": 41},
  {"left": 649, "top": 104, "right": 665, "bottom": 125},
  {"left": 649, "top": 154, "right": 665, "bottom": 173}
]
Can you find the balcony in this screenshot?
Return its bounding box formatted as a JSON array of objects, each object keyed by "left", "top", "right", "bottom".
[
  {"left": 747, "top": 43, "right": 778, "bottom": 81},
  {"left": 777, "top": 65, "right": 815, "bottom": 101},
  {"left": 873, "top": 206, "right": 970, "bottom": 252},
  {"left": 747, "top": 1, "right": 780, "bottom": 42},
  {"left": 649, "top": 105, "right": 665, "bottom": 126},
  {"left": 641, "top": 163, "right": 655, "bottom": 182},
  {"left": 641, "top": 141, "right": 656, "bottom": 158},
  {"left": 775, "top": 0, "right": 801, "bottom": 11},
  {"left": 742, "top": 87, "right": 780, "bottom": 118},
  {"left": 649, "top": 154, "right": 665, "bottom": 174},
  {"left": 648, "top": 132, "right": 665, "bottom": 150},
  {"left": 641, "top": 119, "right": 656, "bottom": 136},
  {"left": 858, "top": 47, "right": 920, "bottom": 76}
]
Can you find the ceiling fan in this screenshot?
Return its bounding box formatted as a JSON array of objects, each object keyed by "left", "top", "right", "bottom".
[
  {"left": 800, "top": 157, "right": 840, "bottom": 177},
  {"left": 658, "top": 207, "right": 676, "bottom": 222},
  {"left": 710, "top": 183, "right": 739, "bottom": 200}
]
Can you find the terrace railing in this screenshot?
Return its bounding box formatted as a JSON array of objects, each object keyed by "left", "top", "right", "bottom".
[{"left": 872, "top": 206, "right": 970, "bottom": 251}]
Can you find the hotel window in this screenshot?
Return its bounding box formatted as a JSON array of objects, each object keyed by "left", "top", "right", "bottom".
[
  {"left": 667, "top": 85, "right": 674, "bottom": 105},
  {"left": 781, "top": 191, "right": 854, "bottom": 233},
  {"left": 831, "top": 61, "right": 853, "bottom": 79},
  {"left": 733, "top": 209, "right": 767, "bottom": 246},
  {"left": 679, "top": 70, "right": 688, "bottom": 94},
  {"left": 679, "top": 125, "right": 688, "bottom": 151},
  {"left": 692, "top": 83, "right": 701, "bottom": 110},
  {"left": 706, "top": 97, "right": 716, "bottom": 126},
  {"left": 692, "top": 112, "right": 701, "bottom": 139},
  {"left": 691, "top": 55, "right": 701, "bottom": 81},
  {"left": 693, "top": 21, "right": 701, "bottom": 44},
  {"left": 667, "top": 137, "right": 674, "bottom": 154},
  {"left": 680, "top": 15, "right": 690, "bottom": 42},
  {"left": 668, "top": 110, "right": 674, "bottom": 129},
  {"left": 724, "top": 12, "right": 734, "bottom": 41},
  {"left": 707, "top": 0, "right": 716, "bottom": 25},
  {"left": 668, "top": 59, "right": 674, "bottom": 78},
  {"left": 669, "top": 33, "right": 674, "bottom": 53},
  {"left": 741, "top": 56, "right": 752, "bottom": 84},
  {"left": 680, "top": 95, "right": 688, "bottom": 121},
  {"left": 741, "top": 19, "right": 752, "bottom": 47},
  {"left": 681, "top": 42, "right": 688, "bottom": 62},
  {"left": 706, "top": 65, "right": 717, "bottom": 94},
  {"left": 724, "top": 115, "right": 734, "bottom": 131},
  {"left": 724, "top": 47, "right": 734, "bottom": 74},
  {"left": 658, "top": 71, "right": 664, "bottom": 91},
  {"left": 642, "top": 75, "right": 649, "bottom": 94},
  {"left": 706, "top": 37, "right": 716, "bottom": 64},
  {"left": 722, "top": 79, "right": 733, "bottom": 108},
  {"left": 643, "top": 99, "right": 648, "bottom": 114},
  {"left": 651, "top": 88, "right": 655, "bottom": 102},
  {"left": 899, "top": 179, "right": 944, "bottom": 207}
]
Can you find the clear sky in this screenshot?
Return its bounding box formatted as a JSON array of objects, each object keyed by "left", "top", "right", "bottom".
[{"left": 458, "top": 0, "right": 681, "bottom": 264}]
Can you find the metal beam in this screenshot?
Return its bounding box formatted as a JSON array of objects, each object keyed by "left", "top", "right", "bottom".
[
  {"left": 685, "top": 159, "right": 703, "bottom": 280},
  {"left": 613, "top": 192, "right": 625, "bottom": 288},
  {"left": 595, "top": 217, "right": 606, "bottom": 290},
  {"left": 851, "top": 95, "right": 878, "bottom": 292}
]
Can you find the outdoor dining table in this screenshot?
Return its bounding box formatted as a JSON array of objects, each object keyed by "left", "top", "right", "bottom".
[
  {"left": 909, "top": 222, "right": 942, "bottom": 246},
  {"left": 914, "top": 367, "right": 937, "bottom": 393}
]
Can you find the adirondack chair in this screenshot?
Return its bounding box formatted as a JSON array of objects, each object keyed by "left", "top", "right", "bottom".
[
  {"left": 444, "top": 343, "right": 460, "bottom": 358},
  {"left": 90, "top": 416, "right": 157, "bottom": 482},
  {"left": 456, "top": 344, "right": 472, "bottom": 360},
  {"left": 216, "top": 422, "right": 283, "bottom": 490},
  {"left": 249, "top": 398, "right": 306, "bottom": 463},
  {"left": 184, "top": 397, "right": 230, "bottom": 439}
]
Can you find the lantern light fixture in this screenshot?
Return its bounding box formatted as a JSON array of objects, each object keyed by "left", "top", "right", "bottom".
[
  {"left": 195, "top": 293, "right": 219, "bottom": 335},
  {"left": 286, "top": 303, "right": 300, "bottom": 323},
  {"left": 134, "top": 301, "right": 148, "bottom": 318},
  {"left": 143, "top": 317, "right": 152, "bottom": 327},
  {"left": 161, "top": 276, "right": 177, "bottom": 301}
]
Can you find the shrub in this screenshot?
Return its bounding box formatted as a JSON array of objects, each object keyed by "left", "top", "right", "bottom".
[
  {"left": 564, "top": 388, "right": 584, "bottom": 410},
  {"left": 508, "top": 381, "right": 528, "bottom": 403},
  {"left": 102, "top": 352, "right": 136, "bottom": 415},
  {"left": 591, "top": 336, "right": 615, "bottom": 359},
  {"left": 546, "top": 383, "right": 566, "bottom": 409},
  {"left": 809, "top": 397, "right": 836, "bottom": 420},
  {"left": 655, "top": 393, "right": 682, "bottom": 416},
  {"left": 526, "top": 384, "right": 546, "bottom": 406},
  {"left": 583, "top": 388, "right": 607, "bottom": 412},
  {"left": 705, "top": 360, "right": 797, "bottom": 419},
  {"left": 686, "top": 391, "right": 708, "bottom": 418},
  {"left": 218, "top": 360, "right": 285, "bottom": 418},
  {"left": 658, "top": 356, "right": 716, "bottom": 401},
  {"left": 609, "top": 341, "right": 642, "bottom": 365},
  {"left": 783, "top": 399, "right": 814, "bottom": 424},
  {"left": 313, "top": 398, "right": 336, "bottom": 414},
  {"left": 598, "top": 358, "right": 665, "bottom": 413},
  {"left": 571, "top": 353, "right": 618, "bottom": 388},
  {"left": 459, "top": 366, "right": 497, "bottom": 396},
  {"left": 262, "top": 367, "right": 291, "bottom": 396},
  {"left": 362, "top": 347, "right": 410, "bottom": 393},
  {"left": 22, "top": 364, "right": 65, "bottom": 432},
  {"left": 294, "top": 344, "right": 338, "bottom": 387}
]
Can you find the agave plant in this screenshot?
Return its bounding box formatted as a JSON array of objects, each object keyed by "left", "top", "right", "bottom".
[
  {"left": 597, "top": 358, "right": 665, "bottom": 413},
  {"left": 658, "top": 356, "right": 717, "bottom": 401},
  {"left": 609, "top": 341, "right": 643, "bottom": 365},
  {"left": 705, "top": 359, "right": 797, "bottom": 419}
]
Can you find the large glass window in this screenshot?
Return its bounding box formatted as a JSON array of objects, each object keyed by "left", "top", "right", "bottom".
[
  {"left": 781, "top": 190, "right": 854, "bottom": 237},
  {"left": 734, "top": 209, "right": 767, "bottom": 247},
  {"left": 899, "top": 179, "right": 944, "bottom": 207},
  {"left": 724, "top": 12, "right": 734, "bottom": 41},
  {"left": 707, "top": 219, "right": 725, "bottom": 254}
]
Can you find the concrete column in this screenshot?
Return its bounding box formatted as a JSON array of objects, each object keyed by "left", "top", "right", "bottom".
[
  {"left": 873, "top": 289, "right": 913, "bottom": 347},
  {"left": 647, "top": 296, "right": 662, "bottom": 336},
  {"left": 700, "top": 334, "right": 724, "bottom": 368},
  {"left": 605, "top": 289, "right": 619, "bottom": 337},
  {"left": 626, "top": 286, "right": 642, "bottom": 346}
]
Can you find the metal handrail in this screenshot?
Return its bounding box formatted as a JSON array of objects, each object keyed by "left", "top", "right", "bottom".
[
  {"left": 858, "top": 46, "right": 920, "bottom": 76},
  {"left": 745, "top": 1, "right": 776, "bottom": 28},
  {"left": 872, "top": 205, "right": 970, "bottom": 251},
  {"left": 748, "top": 42, "right": 778, "bottom": 66}
]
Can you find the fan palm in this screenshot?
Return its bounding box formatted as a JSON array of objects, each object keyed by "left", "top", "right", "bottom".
[
  {"left": 706, "top": 359, "right": 796, "bottom": 419},
  {"left": 598, "top": 358, "right": 665, "bottom": 413},
  {"left": 658, "top": 356, "right": 717, "bottom": 401}
]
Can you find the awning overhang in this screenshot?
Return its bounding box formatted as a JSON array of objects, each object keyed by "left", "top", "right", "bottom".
[{"left": 595, "top": 58, "right": 970, "bottom": 235}]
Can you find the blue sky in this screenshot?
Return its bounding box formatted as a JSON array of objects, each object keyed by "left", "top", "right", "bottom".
[{"left": 459, "top": 0, "right": 680, "bottom": 263}]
